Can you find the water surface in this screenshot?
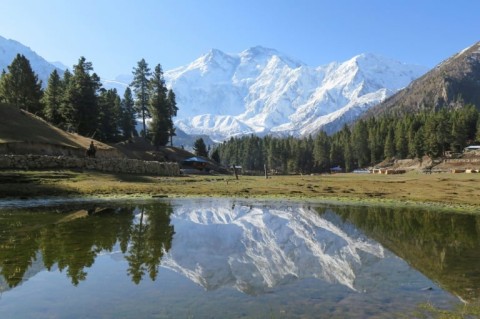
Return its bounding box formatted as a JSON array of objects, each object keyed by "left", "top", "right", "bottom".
[{"left": 0, "top": 198, "right": 479, "bottom": 318}]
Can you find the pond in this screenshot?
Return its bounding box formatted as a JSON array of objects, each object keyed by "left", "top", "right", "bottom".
[{"left": 0, "top": 198, "right": 479, "bottom": 318}]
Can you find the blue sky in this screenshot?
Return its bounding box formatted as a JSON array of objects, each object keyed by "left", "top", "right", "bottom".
[{"left": 1, "top": 0, "right": 479, "bottom": 79}]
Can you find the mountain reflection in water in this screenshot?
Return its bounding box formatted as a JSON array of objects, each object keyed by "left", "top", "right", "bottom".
[
  {"left": 163, "top": 200, "right": 384, "bottom": 294},
  {"left": 1, "top": 198, "right": 479, "bottom": 305}
]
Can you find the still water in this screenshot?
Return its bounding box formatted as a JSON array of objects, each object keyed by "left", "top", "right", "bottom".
[{"left": 0, "top": 198, "right": 479, "bottom": 318}]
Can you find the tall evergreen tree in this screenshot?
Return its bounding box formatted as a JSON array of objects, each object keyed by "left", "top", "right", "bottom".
[
  {"left": 42, "top": 69, "right": 63, "bottom": 125},
  {"left": 0, "top": 70, "right": 7, "bottom": 103},
  {"left": 148, "top": 64, "right": 169, "bottom": 147},
  {"left": 210, "top": 148, "right": 220, "bottom": 163},
  {"left": 461, "top": 105, "right": 479, "bottom": 141},
  {"left": 313, "top": 131, "right": 330, "bottom": 172},
  {"left": 451, "top": 115, "right": 468, "bottom": 153},
  {"left": 384, "top": 127, "right": 395, "bottom": 159},
  {"left": 166, "top": 89, "right": 178, "bottom": 146},
  {"left": 352, "top": 120, "right": 370, "bottom": 167},
  {"left": 435, "top": 109, "right": 451, "bottom": 156},
  {"left": 193, "top": 138, "right": 208, "bottom": 157},
  {"left": 0, "top": 54, "right": 43, "bottom": 113},
  {"left": 394, "top": 121, "right": 408, "bottom": 159},
  {"left": 62, "top": 57, "right": 101, "bottom": 136},
  {"left": 131, "top": 59, "right": 151, "bottom": 138},
  {"left": 424, "top": 115, "right": 441, "bottom": 157},
  {"left": 413, "top": 127, "right": 425, "bottom": 159},
  {"left": 97, "top": 88, "right": 121, "bottom": 142},
  {"left": 368, "top": 124, "right": 383, "bottom": 165},
  {"left": 120, "top": 87, "right": 137, "bottom": 139}
]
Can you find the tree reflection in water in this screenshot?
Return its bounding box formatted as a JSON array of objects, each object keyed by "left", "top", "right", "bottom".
[
  {"left": 0, "top": 202, "right": 174, "bottom": 288},
  {"left": 327, "top": 205, "right": 480, "bottom": 303},
  {"left": 126, "top": 204, "right": 174, "bottom": 284}
]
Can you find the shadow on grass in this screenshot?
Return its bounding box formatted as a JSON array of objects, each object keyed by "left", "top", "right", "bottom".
[{"left": 0, "top": 182, "right": 79, "bottom": 198}]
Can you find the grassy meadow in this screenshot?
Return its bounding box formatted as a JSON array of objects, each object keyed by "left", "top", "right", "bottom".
[{"left": 0, "top": 169, "right": 478, "bottom": 213}]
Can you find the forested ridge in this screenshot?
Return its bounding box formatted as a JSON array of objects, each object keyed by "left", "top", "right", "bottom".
[
  {"left": 214, "top": 105, "right": 480, "bottom": 174},
  {"left": 0, "top": 54, "right": 177, "bottom": 146}
]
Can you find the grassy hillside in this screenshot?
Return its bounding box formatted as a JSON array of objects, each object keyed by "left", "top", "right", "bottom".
[
  {"left": 0, "top": 103, "right": 208, "bottom": 164},
  {"left": 0, "top": 103, "right": 111, "bottom": 150},
  {"left": 0, "top": 104, "right": 110, "bottom": 148}
]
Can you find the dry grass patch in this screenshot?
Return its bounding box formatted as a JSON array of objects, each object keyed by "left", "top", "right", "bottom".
[{"left": 0, "top": 170, "right": 478, "bottom": 213}]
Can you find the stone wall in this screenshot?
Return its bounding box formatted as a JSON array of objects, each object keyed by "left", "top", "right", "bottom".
[{"left": 0, "top": 155, "right": 180, "bottom": 176}]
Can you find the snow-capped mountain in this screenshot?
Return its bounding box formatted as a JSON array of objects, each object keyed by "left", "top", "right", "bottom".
[
  {"left": 162, "top": 199, "right": 385, "bottom": 294},
  {"left": 0, "top": 35, "right": 428, "bottom": 141},
  {"left": 166, "top": 47, "right": 428, "bottom": 141},
  {"left": 0, "top": 35, "right": 64, "bottom": 87}
]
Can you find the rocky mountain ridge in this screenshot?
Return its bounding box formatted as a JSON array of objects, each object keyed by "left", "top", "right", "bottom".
[{"left": 364, "top": 41, "right": 480, "bottom": 117}]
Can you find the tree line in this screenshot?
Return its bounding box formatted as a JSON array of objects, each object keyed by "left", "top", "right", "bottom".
[
  {"left": 214, "top": 105, "right": 480, "bottom": 174},
  {"left": 0, "top": 54, "right": 177, "bottom": 146}
]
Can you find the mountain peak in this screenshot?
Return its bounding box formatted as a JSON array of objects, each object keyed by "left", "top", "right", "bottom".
[
  {"left": 240, "top": 45, "right": 279, "bottom": 57},
  {"left": 239, "top": 46, "right": 304, "bottom": 68},
  {"left": 205, "top": 48, "right": 229, "bottom": 59}
]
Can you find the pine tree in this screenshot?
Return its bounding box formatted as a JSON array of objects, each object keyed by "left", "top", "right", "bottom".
[
  {"left": 166, "top": 89, "right": 178, "bottom": 146},
  {"left": 435, "top": 109, "right": 451, "bottom": 156},
  {"left": 62, "top": 57, "right": 101, "bottom": 136},
  {"left": 394, "top": 121, "right": 408, "bottom": 159},
  {"left": 461, "top": 105, "right": 479, "bottom": 141},
  {"left": 384, "top": 127, "right": 395, "bottom": 159},
  {"left": 42, "top": 69, "right": 63, "bottom": 125},
  {"left": 313, "top": 131, "right": 330, "bottom": 172},
  {"left": 120, "top": 87, "right": 137, "bottom": 139},
  {"left": 0, "top": 70, "right": 7, "bottom": 103},
  {"left": 368, "top": 124, "right": 383, "bottom": 165},
  {"left": 451, "top": 114, "right": 468, "bottom": 153},
  {"left": 352, "top": 120, "right": 370, "bottom": 167},
  {"left": 131, "top": 59, "right": 151, "bottom": 138},
  {"left": 0, "top": 54, "right": 43, "bottom": 113},
  {"left": 413, "top": 127, "right": 425, "bottom": 159},
  {"left": 424, "top": 115, "right": 441, "bottom": 157},
  {"left": 193, "top": 138, "right": 208, "bottom": 157},
  {"left": 341, "top": 127, "right": 354, "bottom": 171},
  {"left": 211, "top": 148, "right": 220, "bottom": 163},
  {"left": 148, "top": 64, "right": 169, "bottom": 148},
  {"left": 97, "top": 88, "right": 121, "bottom": 142}
]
